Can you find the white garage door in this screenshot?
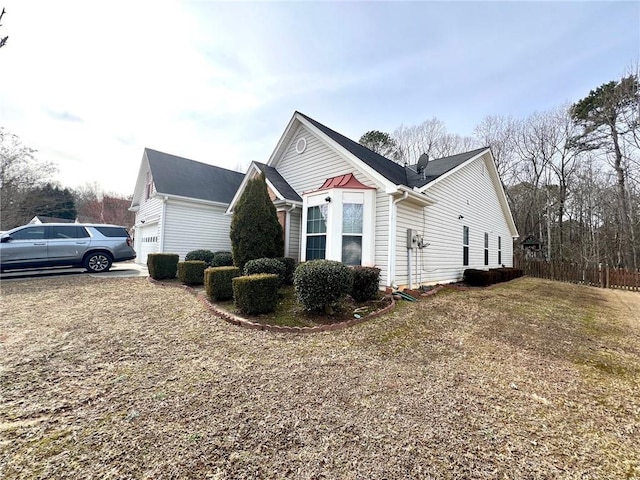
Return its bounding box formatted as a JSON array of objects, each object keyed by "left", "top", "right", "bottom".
[{"left": 136, "top": 224, "right": 159, "bottom": 264}]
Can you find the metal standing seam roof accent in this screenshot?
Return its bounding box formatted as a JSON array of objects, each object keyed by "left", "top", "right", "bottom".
[
  {"left": 310, "top": 173, "right": 377, "bottom": 193},
  {"left": 296, "top": 111, "right": 488, "bottom": 188},
  {"left": 145, "top": 148, "right": 245, "bottom": 204}
]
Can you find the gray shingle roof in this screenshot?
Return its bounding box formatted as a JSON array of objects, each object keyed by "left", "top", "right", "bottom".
[
  {"left": 297, "top": 112, "right": 487, "bottom": 188},
  {"left": 253, "top": 162, "right": 302, "bottom": 202},
  {"left": 297, "top": 112, "right": 409, "bottom": 186},
  {"left": 145, "top": 148, "right": 244, "bottom": 204},
  {"left": 405, "top": 148, "right": 489, "bottom": 188}
]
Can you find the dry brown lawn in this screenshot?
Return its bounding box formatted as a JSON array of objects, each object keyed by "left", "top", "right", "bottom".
[{"left": 1, "top": 276, "right": 639, "bottom": 479}]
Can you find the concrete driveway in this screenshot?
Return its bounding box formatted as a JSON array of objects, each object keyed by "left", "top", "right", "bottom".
[{"left": 0, "top": 262, "right": 148, "bottom": 281}]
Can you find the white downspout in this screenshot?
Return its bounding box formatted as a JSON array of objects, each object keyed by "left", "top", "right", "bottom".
[
  {"left": 159, "top": 196, "right": 168, "bottom": 254},
  {"left": 387, "top": 191, "right": 409, "bottom": 288}
]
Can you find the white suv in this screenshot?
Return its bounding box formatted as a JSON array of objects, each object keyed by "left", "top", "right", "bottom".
[{"left": 0, "top": 223, "right": 136, "bottom": 273}]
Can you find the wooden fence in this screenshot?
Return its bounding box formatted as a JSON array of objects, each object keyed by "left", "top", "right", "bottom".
[{"left": 514, "top": 258, "right": 640, "bottom": 292}]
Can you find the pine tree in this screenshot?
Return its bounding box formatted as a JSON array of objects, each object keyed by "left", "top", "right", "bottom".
[{"left": 230, "top": 173, "right": 284, "bottom": 270}]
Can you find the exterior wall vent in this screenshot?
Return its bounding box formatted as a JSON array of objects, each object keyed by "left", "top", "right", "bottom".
[{"left": 295, "top": 137, "right": 307, "bottom": 154}]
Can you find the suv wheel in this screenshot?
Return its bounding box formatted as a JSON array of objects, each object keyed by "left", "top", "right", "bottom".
[{"left": 85, "top": 252, "right": 112, "bottom": 273}]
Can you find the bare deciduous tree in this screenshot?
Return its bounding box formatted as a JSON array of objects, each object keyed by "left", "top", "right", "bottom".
[
  {"left": 0, "top": 129, "right": 58, "bottom": 229},
  {"left": 393, "top": 117, "right": 477, "bottom": 165},
  {"left": 0, "top": 8, "right": 8, "bottom": 49}
]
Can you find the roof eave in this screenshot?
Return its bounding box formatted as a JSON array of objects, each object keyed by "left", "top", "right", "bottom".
[
  {"left": 159, "top": 192, "right": 230, "bottom": 208},
  {"left": 396, "top": 185, "right": 436, "bottom": 206}
]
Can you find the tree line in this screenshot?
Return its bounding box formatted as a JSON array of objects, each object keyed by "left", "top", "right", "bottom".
[
  {"left": 360, "top": 72, "right": 639, "bottom": 270},
  {"left": 0, "top": 128, "right": 134, "bottom": 230}
]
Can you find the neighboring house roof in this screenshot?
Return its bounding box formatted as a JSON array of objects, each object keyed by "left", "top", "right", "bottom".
[
  {"left": 29, "top": 216, "right": 75, "bottom": 224},
  {"left": 521, "top": 234, "right": 542, "bottom": 247},
  {"left": 296, "top": 112, "right": 485, "bottom": 188},
  {"left": 145, "top": 148, "right": 244, "bottom": 204},
  {"left": 253, "top": 162, "right": 302, "bottom": 202}
]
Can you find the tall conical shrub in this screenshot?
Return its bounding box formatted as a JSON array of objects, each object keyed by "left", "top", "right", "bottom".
[{"left": 230, "top": 173, "right": 284, "bottom": 271}]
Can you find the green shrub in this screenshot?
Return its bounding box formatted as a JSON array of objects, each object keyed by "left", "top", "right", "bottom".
[
  {"left": 205, "top": 266, "right": 240, "bottom": 301},
  {"left": 230, "top": 174, "right": 284, "bottom": 271},
  {"left": 351, "top": 266, "right": 381, "bottom": 302},
  {"left": 464, "top": 268, "right": 499, "bottom": 286},
  {"left": 294, "top": 260, "right": 354, "bottom": 313},
  {"left": 147, "top": 253, "right": 179, "bottom": 280},
  {"left": 177, "top": 260, "right": 206, "bottom": 285},
  {"left": 490, "top": 267, "right": 523, "bottom": 282},
  {"left": 276, "top": 257, "right": 296, "bottom": 285},
  {"left": 211, "top": 251, "right": 234, "bottom": 267},
  {"left": 233, "top": 274, "right": 279, "bottom": 314},
  {"left": 244, "top": 257, "right": 286, "bottom": 286},
  {"left": 185, "top": 249, "right": 216, "bottom": 266}
]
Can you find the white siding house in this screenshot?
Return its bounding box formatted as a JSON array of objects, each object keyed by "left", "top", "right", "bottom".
[
  {"left": 129, "top": 149, "right": 244, "bottom": 263},
  {"left": 227, "top": 111, "right": 518, "bottom": 289},
  {"left": 134, "top": 112, "right": 518, "bottom": 288}
]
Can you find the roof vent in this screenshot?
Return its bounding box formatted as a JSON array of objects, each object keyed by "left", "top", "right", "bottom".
[{"left": 295, "top": 137, "right": 307, "bottom": 154}]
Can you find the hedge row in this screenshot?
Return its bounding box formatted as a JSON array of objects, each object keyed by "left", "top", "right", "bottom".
[
  {"left": 464, "top": 267, "right": 523, "bottom": 287},
  {"left": 151, "top": 253, "right": 382, "bottom": 316}
]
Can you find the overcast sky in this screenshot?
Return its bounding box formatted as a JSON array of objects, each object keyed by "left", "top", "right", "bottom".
[{"left": 1, "top": 1, "right": 638, "bottom": 196}]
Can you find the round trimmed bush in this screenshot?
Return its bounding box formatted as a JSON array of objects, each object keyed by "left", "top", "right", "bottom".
[
  {"left": 294, "top": 260, "right": 354, "bottom": 313},
  {"left": 211, "top": 251, "right": 233, "bottom": 267},
  {"left": 185, "top": 249, "right": 215, "bottom": 266},
  {"left": 244, "top": 257, "right": 286, "bottom": 286},
  {"left": 351, "top": 266, "right": 381, "bottom": 302}
]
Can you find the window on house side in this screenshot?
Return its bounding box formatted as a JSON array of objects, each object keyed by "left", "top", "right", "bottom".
[
  {"left": 306, "top": 205, "right": 327, "bottom": 260},
  {"left": 484, "top": 232, "right": 489, "bottom": 266},
  {"left": 463, "top": 226, "right": 469, "bottom": 267},
  {"left": 342, "top": 203, "right": 363, "bottom": 265},
  {"left": 498, "top": 236, "right": 502, "bottom": 265},
  {"left": 145, "top": 171, "right": 152, "bottom": 201}
]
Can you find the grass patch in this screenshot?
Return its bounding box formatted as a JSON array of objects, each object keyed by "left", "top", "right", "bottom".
[{"left": 2, "top": 276, "right": 639, "bottom": 479}]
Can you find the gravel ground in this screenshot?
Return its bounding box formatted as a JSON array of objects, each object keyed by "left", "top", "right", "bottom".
[{"left": 1, "top": 276, "right": 639, "bottom": 479}]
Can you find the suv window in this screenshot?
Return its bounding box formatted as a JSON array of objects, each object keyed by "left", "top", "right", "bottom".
[
  {"left": 93, "top": 226, "right": 129, "bottom": 237},
  {"left": 10, "top": 226, "right": 47, "bottom": 240},
  {"left": 50, "top": 226, "right": 90, "bottom": 239}
]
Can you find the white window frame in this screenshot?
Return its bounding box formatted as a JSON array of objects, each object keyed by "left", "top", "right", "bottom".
[
  {"left": 301, "top": 188, "right": 375, "bottom": 265},
  {"left": 463, "top": 226, "right": 469, "bottom": 267},
  {"left": 484, "top": 232, "right": 489, "bottom": 266}
]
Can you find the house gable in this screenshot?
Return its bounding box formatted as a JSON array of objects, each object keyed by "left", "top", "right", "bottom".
[
  {"left": 420, "top": 149, "right": 518, "bottom": 238},
  {"left": 226, "top": 162, "right": 302, "bottom": 215},
  {"left": 145, "top": 149, "right": 244, "bottom": 205},
  {"left": 268, "top": 113, "right": 395, "bottom": 193}
]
